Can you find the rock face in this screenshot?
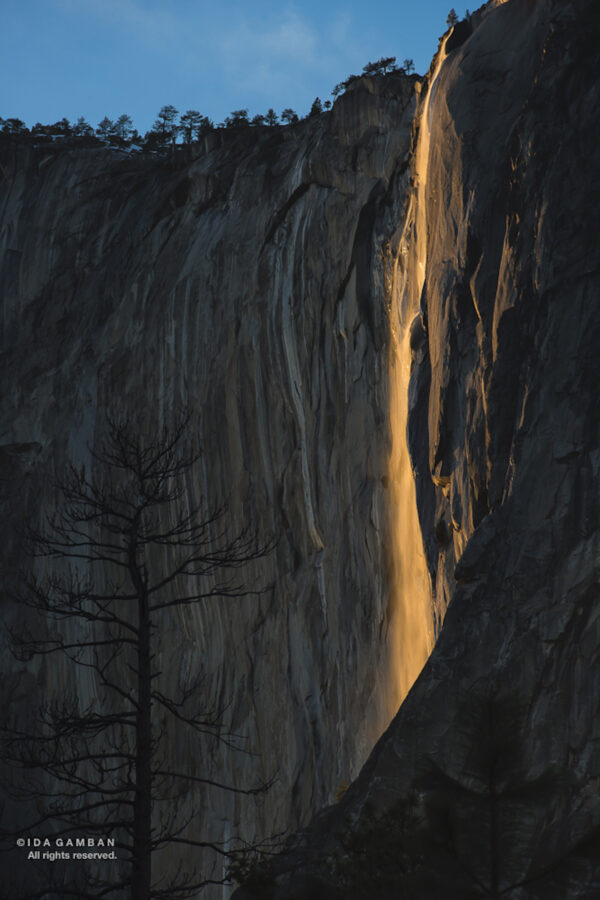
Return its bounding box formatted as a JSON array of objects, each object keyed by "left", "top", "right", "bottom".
[
  {"left": 0, "top": 71, "right": 436, "bottom": 895},
  {"left": 236, "top": 0, "right": 600, "bottom": 897},
  {"left": 2, "top": 0, "right": 599, "bottom": 896}
]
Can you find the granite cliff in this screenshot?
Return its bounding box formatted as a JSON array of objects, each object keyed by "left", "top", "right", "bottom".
[
  {"left": 1, "top": 55, "right": 429, "bottom": 897},
  {"left": 2, "top": 0, "right": 599, "bottom": 897}
]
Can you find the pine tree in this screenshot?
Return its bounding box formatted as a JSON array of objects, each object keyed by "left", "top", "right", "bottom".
[
  {"left": 179, "top": 109, "right": 203, "bottom": 143},
  {"left": 280, "top": 108, "right": 298, "bottom": 125},
  {"left": 309, "top": 97, "right": 323, "bottom": 117},
  {"left": 96, "top": 116, "right": 114, "bottom": 140}
]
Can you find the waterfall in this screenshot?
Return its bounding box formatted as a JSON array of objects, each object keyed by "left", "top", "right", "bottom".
[{"left": 385, "top": 35, "right": 451, "bottom": 713}]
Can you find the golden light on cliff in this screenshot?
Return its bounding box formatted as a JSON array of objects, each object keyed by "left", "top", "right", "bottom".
[{"left": 383, "top": 34, "right": 451, "bottom": 716}]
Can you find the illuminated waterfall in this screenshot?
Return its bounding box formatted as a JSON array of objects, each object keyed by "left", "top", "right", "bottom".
[
  {"left": 385, "top": 322, "right": 434, "bottom": 715},
  {"left": 385, "top": 36, "right": 450, "bottom": 714}
]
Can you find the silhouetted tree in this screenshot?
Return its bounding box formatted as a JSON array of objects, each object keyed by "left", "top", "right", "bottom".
[
  {"left": 142, "top": 130, "right": 165, "bottom": 151},
  {"left": 179, "top": 110, "right": 203, "bottom": 143},
  {"left": 309, "top": 97, "right": 323, "bottom": 117},
  {"left": 41, "top": 117, "right": 72, "bottom": 138},
  {"left": 403, "top": 58, "right": 415, "bottom": 75},
  {"left": 153, "top": 104, "right": 179, "bottom": 143},
  {"left": 332, "top": 73, "right": 359, "bottom": 97},
  {"left": 362, "top": 56, "right": 397, "bottom": 76},
  {"left": 264, "top": 108, "right": 278, "bottom": 127},
  {"left": 73, "top": 116, "right": 94, "bottom": 137},
  {"left": 0, "top": 118, "right": 28, "bottom": 135},
  {"left": 280, "top": 108, "right": 298, "bottom": 125},
  {"left": 224, "top": 109, "right": 250, "bottom": 128},
  {"left": 96, "top": 116, "right": 114, "bottom": 140},
  {"left": 447, "top": 8, "right": 459, "bottom": 26},
  {"left": 114, "top": 113, "right": 134, "bottom": 142},
  {"left": 1, "top": 413, "right": 273, "bottom": 899}
]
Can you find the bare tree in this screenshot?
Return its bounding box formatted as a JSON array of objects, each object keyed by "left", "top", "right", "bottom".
[{"left": 1, "top": 412, "right": 273, "bottom": 899}]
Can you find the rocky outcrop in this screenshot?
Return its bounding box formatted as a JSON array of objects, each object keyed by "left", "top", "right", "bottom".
[{"left": 232, "top": 0, "right": 600, "bottom": 896}]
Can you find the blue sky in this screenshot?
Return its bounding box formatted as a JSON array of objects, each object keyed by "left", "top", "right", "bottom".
[{"left": 1, "top": 1, "right": 469, "bottom": 133}]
